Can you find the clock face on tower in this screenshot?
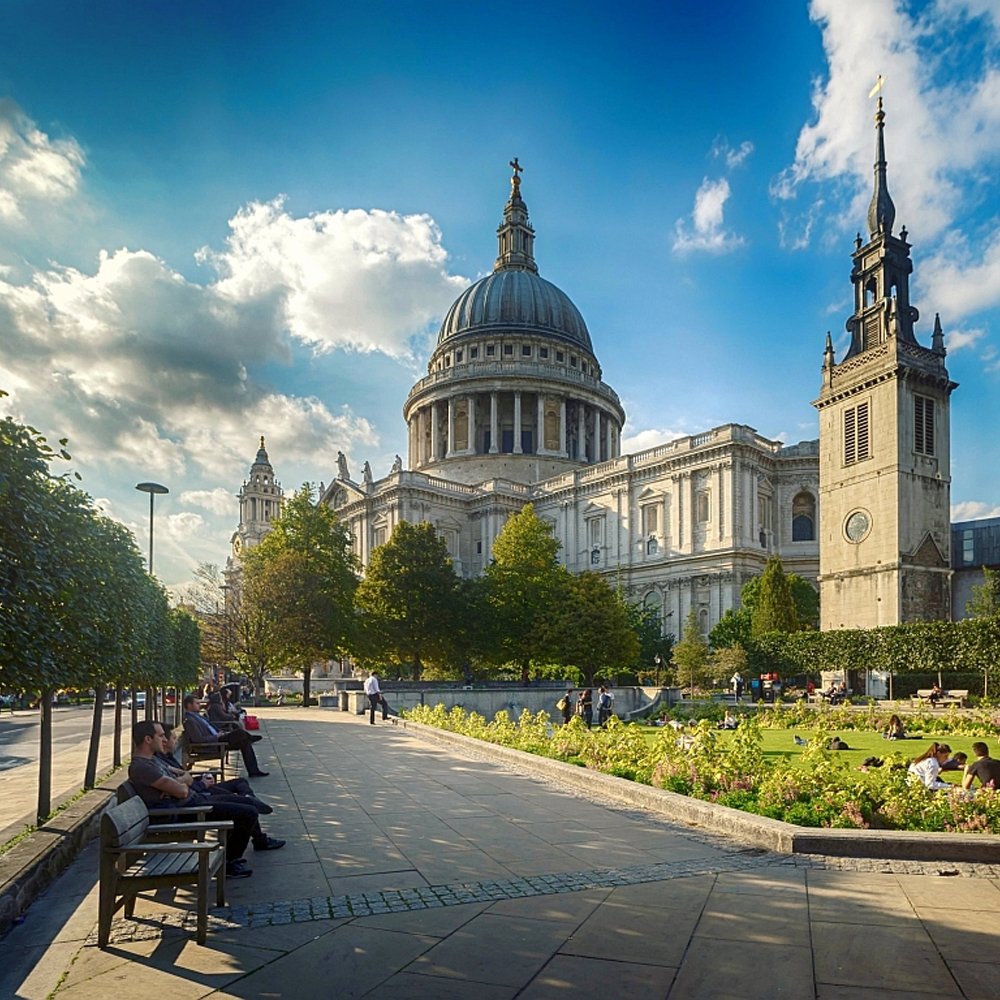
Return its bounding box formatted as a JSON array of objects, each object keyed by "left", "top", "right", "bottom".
[{"left": 845, "top": 510, "right": 871, "bottom": 543}]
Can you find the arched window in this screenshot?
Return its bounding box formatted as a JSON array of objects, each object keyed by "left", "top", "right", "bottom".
[
  {"left": 646, "top": 537, "right": 658, "bottom": 555},
  {"left": 792, "top": 491, "right": 816, "bottom": 541}
]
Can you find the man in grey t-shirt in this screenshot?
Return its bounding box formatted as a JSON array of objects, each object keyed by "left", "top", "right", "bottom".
[{"left": 963, "top": 742, "right": 1000, "bottom": 791}]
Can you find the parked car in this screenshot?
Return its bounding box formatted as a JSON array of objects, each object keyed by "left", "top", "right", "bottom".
[{"left": 122, "top": 691, "right": 146, "bottom": 710}]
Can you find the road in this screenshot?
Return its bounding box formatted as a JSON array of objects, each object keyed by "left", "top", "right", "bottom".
[{"left": 0, "top": 706, "right": 128, "bottom": 844}]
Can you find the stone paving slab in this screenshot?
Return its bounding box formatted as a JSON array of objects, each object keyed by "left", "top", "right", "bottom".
[{"left": 4, "top": 708, "right": 1000, "bottom": 1000}]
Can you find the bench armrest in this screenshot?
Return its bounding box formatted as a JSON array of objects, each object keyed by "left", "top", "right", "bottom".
[
  {"left": 148, "top": 821, "right": 235, "bottom": 835},
  {"left": 106, "top": 840, "right": 224, "bottom": 855}
]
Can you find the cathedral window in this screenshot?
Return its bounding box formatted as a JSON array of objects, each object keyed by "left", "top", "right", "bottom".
[
  {"left": 591, "top": 547, "right": 601, "bottom": 565},
  {"left": 844, "top": 402, "right": 870, "bottom": 465},
  {"left": 646, "top": 537, "right": 658, "bottom": 555},
  {"left": 504, "top": 344, "right": 513, "bottom": 356},
  {"left": 486, "top": 345, "right": 495, "bottom": 356},
  {"left": 696, "top": 491, "right": 711, "bottom": 523},
  {"left": 792, "top": 491, "right": 815, "bottom": 541},
  {"left": 470, "top": 346, "right": 479, "bottom": 359},
  {"left": 914, "top": 395, "right": 935, "bottom": 455},
  {"left": 522, "top": 345, "right": 531, "bottom": 356},
  {"left": 641, "top": 503, "right": 658, "bottom": 536},
  {"left": 588, "top": 517, "right": 604, "bottom": 547},
  {"left": 570, "top": 356, "right": 577, "bottom": 367},
  {"left": 556, "top": 351, "right": 564, "bottom": 362},
  {"left": 540, "top": 347, "right": 549, "bottom": 359},
  {"left": 456, "top": 350, "right": 463, "bottom": 362}
]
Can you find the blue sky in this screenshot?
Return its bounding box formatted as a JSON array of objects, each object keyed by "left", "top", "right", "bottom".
[{"left": 1, "top": 0, "right": 998, "bottom": 589}]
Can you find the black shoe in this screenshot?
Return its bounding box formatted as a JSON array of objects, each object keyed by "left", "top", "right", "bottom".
[
  {"left": 254, "top": 837, "right": 286, "bottom": 851},
  {"left": 248, "top": 770, "right": 269, "bottom": 777},
  {"left": 251, "top": 798, "right": 273, "bottom": 815},
  {"left": 226, "top": 860, "right": 253, "bottom": 878},
  {"left": 249, "top": 734, "right": 263, "bottom": 742}
]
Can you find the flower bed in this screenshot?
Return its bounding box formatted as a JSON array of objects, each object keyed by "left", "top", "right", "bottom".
[{"left": 404, "top": 704, "right": 1000, "bottom": 833}]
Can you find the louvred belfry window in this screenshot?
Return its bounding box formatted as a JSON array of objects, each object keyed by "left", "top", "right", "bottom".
[
  {"left": 914, "top": 395, "right": 935, "bottom": 456},
  {"left": 844, "top": 401, "right": 871, "bottom": 465}
]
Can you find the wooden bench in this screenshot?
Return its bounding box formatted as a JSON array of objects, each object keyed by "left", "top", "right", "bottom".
[
  {"left": 911, "top": 688, "right": 969, "bottom": 708},
  {"left": 98, "top": 796, "right": 232, "bottom": 947},
  {"left": 179, "top": 728, "right": 230, "bottom": 779}
]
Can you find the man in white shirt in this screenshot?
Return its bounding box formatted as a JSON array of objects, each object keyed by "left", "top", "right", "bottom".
[{"left": 364, "top": 671, "right": 388, "bottom": 724}]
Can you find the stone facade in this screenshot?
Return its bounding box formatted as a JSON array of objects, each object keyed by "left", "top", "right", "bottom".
[
  {"left": 317, "top": 164, "right": 819, "bottom": 637},
  {"left": 813, "top": 98, "right": 956, "bottom": 629}
]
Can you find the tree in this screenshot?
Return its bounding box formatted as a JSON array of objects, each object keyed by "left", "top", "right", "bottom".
[
  {"left": 966, "top": 566, "right": 1000, "bottom": 619},
  {"left": 538, "top": 571, "right": 640, "bottom": 685},
  {"left": 354, "top": 521, "right": 463, "bottom": 678},
  {"left": 671, "top": 609, "right": 711, "bottom": 692},
  {"left": 626, "top": 600, "right": 674, "bottom": 682},
  {"left": 176, "top": 562, "right": 232, "bottom": 682},
  {"left": 750, "top": 557, "right": 801, "bottom": 637},
  {"left": 710, "top": 567, "right": 819, "bottom": 650},
  {"left": 242, "top": 485, "right": 357, "bottom": 706},
  {"left": 482, "top": 504, "right": 566, "bottom": 674}
]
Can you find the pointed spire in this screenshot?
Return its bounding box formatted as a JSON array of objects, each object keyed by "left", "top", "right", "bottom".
[
  {"left": 867, "top": 96, "right": 896, "bottom": 237},
  {"left": 494, "top": 157, "right": 538, "bottom": 273},
  {"left": 932, "top": 313, "right": 945, "bottom": 354},
  {"left": 823, "top": 331, "right": 835, "bottom": 366},
  {"left": 255, "top": 436, "right": 269, "bottom": 465}
]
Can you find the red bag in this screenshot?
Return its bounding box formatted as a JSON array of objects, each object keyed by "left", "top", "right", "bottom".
[{"left": 244, "top": 715, "right": 259, "bottom": 730}]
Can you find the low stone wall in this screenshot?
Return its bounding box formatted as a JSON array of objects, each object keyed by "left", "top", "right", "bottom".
[
  {"left": 397, "top": 719, "right": 1000, "bottom": 863},
  {"left": 341, "top": 685, "right": 661, "bottom": 721},
  {"left": 0, "top": 770, "right": 124, "bottom": 938}
]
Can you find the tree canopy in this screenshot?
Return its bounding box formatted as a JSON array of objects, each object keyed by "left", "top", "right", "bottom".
[{"left": 354, "top": 520, "right": 464, "bottom": 678}]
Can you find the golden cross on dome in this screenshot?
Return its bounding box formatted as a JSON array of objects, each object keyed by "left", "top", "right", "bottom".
[{"left": 509, "top": 157, "right": 523, "bottom": 178}]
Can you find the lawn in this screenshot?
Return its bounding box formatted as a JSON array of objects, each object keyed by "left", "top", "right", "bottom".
[{"left": 641, "top": 725, "right": 977, "bottom": 785}]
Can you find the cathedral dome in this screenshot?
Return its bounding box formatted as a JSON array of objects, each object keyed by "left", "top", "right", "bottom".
[{"left": 437, "top": 268, "right": 592, "bottom": 351}]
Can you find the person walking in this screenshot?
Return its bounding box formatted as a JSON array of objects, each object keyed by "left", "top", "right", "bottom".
[
  {"left": 558, "top": 688, "right": 575, "bottom": 725},
  {"left": 365, "top": 671, "right": 388, "bottom": 724},
  {"left": 578, "top": 688, "right": 594, "bottom": 728}
]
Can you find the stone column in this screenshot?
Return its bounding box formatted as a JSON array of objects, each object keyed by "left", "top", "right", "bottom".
[
  {"left": 430, "top": 401, "right": 439, "bottom": 463},
  {"left": 513, "top": 391, "right": 522, "bottom": 454},
  {"left": 446, "top": 398, "right": 455, "bottom": 458},
  {"left": 606, "top": 417, "right": 614, "bottom": 461},
  {"left": 489, "top": 392, "right": 499, "bottom": 454},
  {"left": 468, "top": 394, "right": 477, "bottom": 455},
  {"left": 559, "top": 397, "right": 568, "bottom": 457},
  {"left": 536, "top": 394, "right": 546, "bottom": 455},
  {"left": 594, "top": 409, "right": 602, "bottom": 462},
  {"left": 577, "top": 402, "right": 587, "bottom": 462}
]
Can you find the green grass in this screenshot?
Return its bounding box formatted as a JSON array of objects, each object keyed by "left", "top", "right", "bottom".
[{"left": 640, "top": 726, "right": 977, "bottom": 785}]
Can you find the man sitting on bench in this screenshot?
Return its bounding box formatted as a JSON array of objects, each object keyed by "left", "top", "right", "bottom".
[
  {"left": 129, "top": 720, "right": 283, "bottom": 879},
  {"left": 157, "top": 724, "right": 273, "bottom": 816},
  {"left": 183, "top": 693, "right": 269, "bottom": 777}
]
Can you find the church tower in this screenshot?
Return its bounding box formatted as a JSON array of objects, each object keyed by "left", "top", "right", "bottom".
[
  {"left": 814, "top": 96, "right": 956, "bottom": 629},
  {"left": 229, "top": 437, "right": 283, "bottom": 566}
]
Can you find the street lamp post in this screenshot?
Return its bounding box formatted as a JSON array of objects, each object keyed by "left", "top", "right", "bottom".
[
  {"left": 135, "top": 481, "right": 169, "bottom": 574},
  {"left": 654, "top": 653, "right": 662, "bottom": 687}
]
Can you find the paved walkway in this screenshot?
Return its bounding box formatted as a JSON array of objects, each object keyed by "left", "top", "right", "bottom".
[{"left": 3, "top": 709, "right": 1000, "bottom": 999}]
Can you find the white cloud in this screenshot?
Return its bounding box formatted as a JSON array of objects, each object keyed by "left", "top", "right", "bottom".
[
  {"left": 201, "top": 197, "right": 468, "bottom": 358},
  {"left": 620, "top": 427, "right": 688, "bottom": 454},
  {"left": 952, "top": 500, "right": 1000, "bottom": 521},
  {"left": 944, "top": 326, "right": 986, "bottom": 353},
  {"left": 922, "top": 230, "right": 1000, "bottom": 321},
  {"left": 712, "top": 138, "right": 754, "bottom": 169},
  {"left": 673, "top": 178, "right": 745, "bottom": 254},
  {"left": 164, "top": 511, "right": 207, "bottom": 541},
  {"left": 180, "top": 487, "right": 237, "bottom": 516},
  {"left": 0, "top": 100, "right": 84, "bottom": 223},
  {"left": 775, "top": 0, "right": 1000, "bottom": 249}
]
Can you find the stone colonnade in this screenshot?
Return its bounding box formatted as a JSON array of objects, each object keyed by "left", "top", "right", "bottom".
[{"left": 408, "top": 389, "right": 621, "bottom": 469}]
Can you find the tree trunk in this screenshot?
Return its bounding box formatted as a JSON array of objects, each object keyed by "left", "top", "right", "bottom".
[
  {"left": 36, "top": 689, "right": 53, "bottom": 826},
  {"left": 113, "top": 680, "right": 123, "bottom": 768},
  {"left": 130, "top": 687, "right": 138, "bottom": 735},
  {"left": 303, "top": 664, "right": 312, "bottom": 707},
  {"left": 83, "top": 682, "right": 106, "bottom": 789}
]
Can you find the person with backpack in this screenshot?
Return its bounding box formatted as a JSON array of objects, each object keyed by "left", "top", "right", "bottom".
[{"left": 597, "top": 686, "right": 614, "bottom": 726}]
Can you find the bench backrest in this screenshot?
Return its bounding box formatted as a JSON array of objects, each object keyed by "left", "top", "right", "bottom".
[
  {"left": 116, "top": 780, "right": 140, "bottom": 804},
  {"left": 101, "top": 796, "right": 150, "bottom": 850},
  {"left": 948, "top": 689, "right": 969, "bottom": 696},
  {"left": 915, "top": 689, "right": 934, "bottom": 696}
]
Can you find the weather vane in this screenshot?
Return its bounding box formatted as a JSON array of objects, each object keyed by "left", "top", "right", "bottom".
[{"left": 868, "top": 74, "right": 885, "bottom": 100}]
